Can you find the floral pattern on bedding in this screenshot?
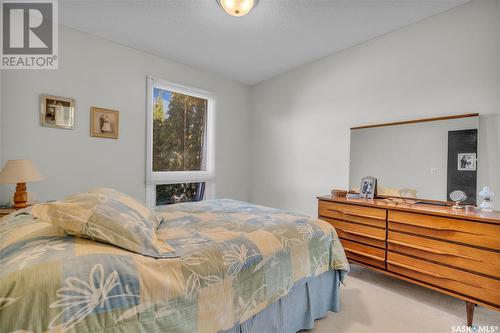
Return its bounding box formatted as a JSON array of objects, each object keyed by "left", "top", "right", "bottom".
[{"left": 0, "top": 199, "right": 349, "bottom": 333}]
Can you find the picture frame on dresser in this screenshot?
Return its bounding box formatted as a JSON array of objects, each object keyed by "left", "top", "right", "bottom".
[
  {"left": 360, "top": 176, "right": 377, "bottom": 199},
  {"left": 317, "top": 195, "right": 500, "bottom": 326}
]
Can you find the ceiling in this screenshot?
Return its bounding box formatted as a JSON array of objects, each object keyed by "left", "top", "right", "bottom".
[{"left": 59, "top": 0, "right": 468, "bottom": 85}]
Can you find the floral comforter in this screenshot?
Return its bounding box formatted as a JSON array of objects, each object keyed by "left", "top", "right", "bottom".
[{"left": 0, "top": 199, "right": 349, "bottom": 333}]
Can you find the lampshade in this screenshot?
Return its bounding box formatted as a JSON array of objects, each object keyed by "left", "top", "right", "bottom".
[
  {"left": 218, "top": 0, "right": 258, "bottom": 17},
  {"left": 0, "top": 159, "right": 45, "bottom": 184}
]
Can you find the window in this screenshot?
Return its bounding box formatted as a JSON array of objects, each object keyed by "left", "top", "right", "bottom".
[
  {"left": 146, "top": 77, "right": 214, "bottom": 207},
  {"left": 155, "top": 182, "right": 205, "bottom": 206}
]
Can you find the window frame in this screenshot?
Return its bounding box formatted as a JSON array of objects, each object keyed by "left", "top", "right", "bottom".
[{"left": 146, "top": 77, "right": 215, "bottom": 207}]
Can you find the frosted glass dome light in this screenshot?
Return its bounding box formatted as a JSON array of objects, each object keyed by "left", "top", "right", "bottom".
[{"left": 218, "top": 0, "right": 258, "bottom": 17}]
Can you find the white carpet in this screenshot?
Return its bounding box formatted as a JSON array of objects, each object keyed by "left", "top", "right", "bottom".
[{"left": 308, "top": 264, "right": 500, "bottom": 333}]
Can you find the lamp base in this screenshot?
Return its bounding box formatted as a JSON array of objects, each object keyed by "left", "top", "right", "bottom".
[{"left": 13, "top": 182, "right": 28, "bottom": 209}]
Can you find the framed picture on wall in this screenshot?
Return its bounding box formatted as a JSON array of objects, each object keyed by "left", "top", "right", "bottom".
[
  {"left": 458, "top": 153, "right": 476, "bottom": 171},
  {"left": 90, "top": 107, "right": 120, "bottom": 139},
  {"left": 40, "top": 95, "right": 75, "bottom": 129}
]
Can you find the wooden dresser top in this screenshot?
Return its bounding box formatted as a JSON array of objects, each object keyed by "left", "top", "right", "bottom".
[{"left": 318, "top": 195, "right": 500, "bottom": 224}]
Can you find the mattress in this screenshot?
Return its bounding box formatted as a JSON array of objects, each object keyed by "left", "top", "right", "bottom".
[{"left": 0, "top": 199, "right": 349, "bottom": 333}]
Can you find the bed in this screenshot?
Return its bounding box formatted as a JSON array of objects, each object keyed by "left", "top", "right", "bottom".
[{"left": 0, "top": 193, "right": 349, "bottom": 333}]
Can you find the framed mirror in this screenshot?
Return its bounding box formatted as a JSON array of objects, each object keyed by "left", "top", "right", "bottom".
[{"left": 349, "top": 113, "right": 480, "bottom": 204}]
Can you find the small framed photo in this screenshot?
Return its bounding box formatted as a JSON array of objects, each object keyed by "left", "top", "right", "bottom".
[
  {"left": 90, "top": 107, "right": 119, "bottom": 139},
  {"left": 458, "top": 153, "right": 476, "bottom": 171},
  {"left": 360, "top": 176, "right": 377, "bottom": 199},
  {"left": 40, "top": 95, "right": 75, "bottom": 129}
]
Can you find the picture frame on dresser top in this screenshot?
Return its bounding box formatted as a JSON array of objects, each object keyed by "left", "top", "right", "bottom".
[
  {"left": 359, "top": 176, "right": 377, "bottom": 199},
  {"left": 317, "top": 195, "right": 500, "bottom": 326}
]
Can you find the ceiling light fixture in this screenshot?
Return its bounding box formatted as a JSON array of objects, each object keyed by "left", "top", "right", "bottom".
[{"left": 217, "top": 0, "right": 258, "bottom": 17}]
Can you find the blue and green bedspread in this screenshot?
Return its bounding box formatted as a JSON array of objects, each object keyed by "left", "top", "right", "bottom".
[{"left": 0, "top": 199, "right": 349, "bottom": 333}]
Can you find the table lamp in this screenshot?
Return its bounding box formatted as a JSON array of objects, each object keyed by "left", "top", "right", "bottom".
[{"left": 0, "top": 159, "right": 44, "bottom": 208}]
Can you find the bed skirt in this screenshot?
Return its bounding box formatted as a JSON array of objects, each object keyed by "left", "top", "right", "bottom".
[{"left": 221, "top": 270, "right": 341, "bottom": 333}]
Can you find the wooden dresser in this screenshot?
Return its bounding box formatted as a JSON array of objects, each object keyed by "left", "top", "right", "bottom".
[{"left": 318, "top": 196, "right": 500, "bottom": 325}]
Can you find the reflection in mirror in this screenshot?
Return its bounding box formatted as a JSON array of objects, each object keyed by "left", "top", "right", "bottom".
[{"left": 349, "top": 114, "right": 479, "bottom": 204}]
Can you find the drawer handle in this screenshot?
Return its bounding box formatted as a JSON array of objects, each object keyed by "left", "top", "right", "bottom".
[
  {"left": 387, "top": 260, "right": 482, "bottom": 288},
  {"left": 327, "top": 209, "right": 385, "bottom": 221},
  {"left": 389, "top": 220, "right": 483, "bottom": 236},
  {"left": 337, "top": 228, "right": 386, "bottom": 241},
  {"left": 388, "top": 240, "right": 482, "bottom": 262},
  {"left": 344, "top": 248, "right": 385, "bottom": 261}
]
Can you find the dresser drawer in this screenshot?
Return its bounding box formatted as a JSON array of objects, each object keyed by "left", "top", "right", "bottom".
[
  {"left": 336, "top": 228, "right": 386, "bottom": 249},
  {"left": 319, "top": 201, "right": 386, "bottom": 228},
  {"left": 347, "top": 251, "right": 386, "bottom": 269},
  {"left": 388, "top": 210, "right": 500, "bottom": 250},
  {"left": 388, "top": 231, "right": 500, "bottom": 278},
  {"left": 324, "top": 218, "right": 386, "bottom": 242},
  {"left": 387, "top": 252, "right": 500, "bottom": 306},
  {"left": 341, "top": 239, "right": 385, "bottom": 269}
]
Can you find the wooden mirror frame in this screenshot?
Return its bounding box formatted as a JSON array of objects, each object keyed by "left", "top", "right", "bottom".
[{"left": 351, "top": 113, "right": 479, "bottom": 130}]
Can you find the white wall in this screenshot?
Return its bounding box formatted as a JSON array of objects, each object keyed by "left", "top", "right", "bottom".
[
  {"left": 0, "top": 69, "right": 2, "bottom": 172},
  {"left": 250, "top": 0, "right": 500, "bottom": 215},
  {"left": 0, "top": 26, "right": 250, "bottom": 203}
]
